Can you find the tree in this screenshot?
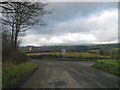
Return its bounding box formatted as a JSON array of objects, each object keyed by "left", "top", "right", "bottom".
[{"left": 1, "top": 2, "right": 51, "bottom": 49}]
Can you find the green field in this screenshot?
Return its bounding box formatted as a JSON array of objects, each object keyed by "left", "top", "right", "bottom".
[
  {"left": 27, "top": 52, "right": 112, "bottom": 61},
  {"left": 92, "top": 60, "right": 120, "bottom": 76},
  {"left": 2, "top": 61, "right": 38, "bottom": 88}
]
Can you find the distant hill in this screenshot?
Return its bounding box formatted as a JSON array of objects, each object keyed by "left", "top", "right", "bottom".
[{"left": 20, "top": 43, "right": 119, "bottom": 52}]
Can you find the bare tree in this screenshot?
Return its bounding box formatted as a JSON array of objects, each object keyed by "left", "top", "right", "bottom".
[{"left": 1, "top": 2, "right": 51, "bottom": 49}]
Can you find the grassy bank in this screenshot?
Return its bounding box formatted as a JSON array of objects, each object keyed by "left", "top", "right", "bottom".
[
  {"left": 2, "top": 61, "right": 38, "bottom": 88},
  {"left": 92, "top": 60, "right": 120, "bottom": 76}
]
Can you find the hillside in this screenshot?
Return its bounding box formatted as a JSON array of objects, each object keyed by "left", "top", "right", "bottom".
[{"left": 20, "top": 43, "right": 119, "bottom": 52}]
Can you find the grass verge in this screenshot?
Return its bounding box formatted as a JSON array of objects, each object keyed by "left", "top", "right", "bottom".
[
  {"left": 92, "top": 59, "right": 120, "bottom": 76},
  {"left": 2, "top": 61, "right": 38, "bottom": 88}
]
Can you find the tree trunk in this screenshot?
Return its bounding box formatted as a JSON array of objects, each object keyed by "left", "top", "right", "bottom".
[
  {"left": 14, "top": 3, "right": 19, "bottom": 49},
  {"left": 11, "top": 25, "right": 14, "bottom": 48},
  {"left": 14, "top": 31, "right": 18, "bottom": 49},
  {"left": 14, "top": 24, "right": 20, "bottom": 49}
]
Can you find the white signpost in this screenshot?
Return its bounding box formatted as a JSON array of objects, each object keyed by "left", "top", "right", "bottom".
[
  {"left": 27, "top": 46, "right": 34, "bottom": 59},
  {"left": 61, "top": 49, "right": 66, "bottom": 56},
  {"left": 61, "top": 49, "right": 66, "bottom": 59}
]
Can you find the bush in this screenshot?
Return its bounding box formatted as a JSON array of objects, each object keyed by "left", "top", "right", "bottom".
[
  {"left": 100, "top": 48, "right": 120, "bottom": 60},
  {"left": 3, "top": 50, "right": 29, "bottom": 65},
  {"left": 92, "top": 59, "right": 120, "bottom": 76},
  {"left": 2, "top": 61, "right": 38, "bottom": 88},
  {"left": 2, "top": 30, "right": 29, "bottom": 64}
]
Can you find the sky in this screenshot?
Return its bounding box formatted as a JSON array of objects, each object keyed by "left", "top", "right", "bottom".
[{"left": 21, "top": 2, "right": 118, "bottom": 46}]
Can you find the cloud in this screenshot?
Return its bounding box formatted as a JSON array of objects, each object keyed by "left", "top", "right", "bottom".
[
  {"left": 22, "top": 33, "right": 97, "bottom": 46},
  {"left": 21, "top": 2, "right": 118, "bottom": 46},
  {"left": 46, "top": 0, "right": 119, "bottom": 2}
]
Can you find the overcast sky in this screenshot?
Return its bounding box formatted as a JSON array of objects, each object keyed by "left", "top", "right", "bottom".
[{"left": 21, "top": 2, "right": 118, "bottom": 46}]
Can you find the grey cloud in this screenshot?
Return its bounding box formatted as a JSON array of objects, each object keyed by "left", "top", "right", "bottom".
[
  {"left": 43, "top": 2, "right": 117, "bottom": 22},
  {"left": 21, "top": 2, "right": 118, "bottom": 46},
  {"left": 30, "top": 2, "right": 117, "bottom": 34}
]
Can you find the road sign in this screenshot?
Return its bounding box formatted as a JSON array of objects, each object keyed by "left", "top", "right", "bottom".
[
  {"left": 27, "top": 46, "right": 34, "bottom": 51},
  {"left": 27, "top": 45, "right": 34, "bottom": 59},
  {"left": 61, "top": 49, "right": 66, "bottom": 55}
]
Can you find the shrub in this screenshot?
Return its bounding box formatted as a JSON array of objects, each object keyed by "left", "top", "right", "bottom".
[
  {"left": 2, "top": 30, "right": 29, "bottom": 64},
  {"left": 3, "top": 50, "right": 29, "bottom": 65}
]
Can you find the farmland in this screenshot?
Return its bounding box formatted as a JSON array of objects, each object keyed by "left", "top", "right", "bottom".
[
  {"left": 26, "top": 51, "right": 112, "bottom": 61},
  {"left": 20, "top": 43, "right": 120, "bottom": 60}
]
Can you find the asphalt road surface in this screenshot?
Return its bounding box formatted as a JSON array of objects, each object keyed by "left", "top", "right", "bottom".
[{"left": 20, "top": 60, "right": 118, "bottom": 88}]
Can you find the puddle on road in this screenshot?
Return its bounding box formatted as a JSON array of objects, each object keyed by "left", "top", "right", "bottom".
[{"left": 49, "top": 80, "right": 66, "bottom": 87}]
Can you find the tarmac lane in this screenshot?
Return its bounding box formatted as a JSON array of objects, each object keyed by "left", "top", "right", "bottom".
[{"left": 20, "top": 60, "right": 118, "bottom": 88}]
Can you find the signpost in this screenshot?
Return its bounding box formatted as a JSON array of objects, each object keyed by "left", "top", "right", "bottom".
[
  {"left": 61, "top": 49, "right": 66, "bottom": 55},
  {"left": 61, "top": 49, "right": 66, "bottom": 59},
  {"left": 27, "top": 45, "right": 34, "bottom": 59}
]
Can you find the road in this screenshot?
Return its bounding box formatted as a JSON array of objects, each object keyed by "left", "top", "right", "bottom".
[{"left": 20, "top": 60, "right": 118, "bottom": 88}]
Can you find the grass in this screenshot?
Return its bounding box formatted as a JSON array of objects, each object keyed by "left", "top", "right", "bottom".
[
  {"left": 92, "top": 59, "right": 120, "bottom": 76},
  {"left": 2, "top": 61, "right": 38, "bottom": 88},
  {"left": 27, "top": 52, "right": 60, "bottom": 56},
  {"left": 27, "top": 52, "right": 111, "bottom": 60}
]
